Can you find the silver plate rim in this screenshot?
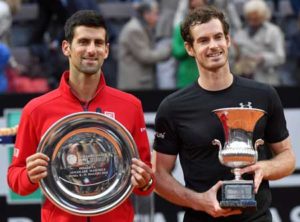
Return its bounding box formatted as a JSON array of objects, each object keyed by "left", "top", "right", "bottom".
[{"left": 37, "top": 112, "right": 139, "bottom": 216}]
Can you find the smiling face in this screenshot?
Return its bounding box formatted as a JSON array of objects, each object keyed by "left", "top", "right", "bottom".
[
  {"left": 62, "top": 26, "right": 109, "bottom": 76},
  {"left": 184, "top": 18, "right": 230, "bottom": 73}
]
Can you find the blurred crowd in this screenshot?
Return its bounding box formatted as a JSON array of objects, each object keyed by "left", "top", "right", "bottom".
[{"left": 0, "top": 0, "right": 300, "bottom": 93}]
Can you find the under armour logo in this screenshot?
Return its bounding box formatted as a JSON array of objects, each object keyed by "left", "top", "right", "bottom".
[{"left": 239, "top": 102, "right": 252, "bottom": 108}]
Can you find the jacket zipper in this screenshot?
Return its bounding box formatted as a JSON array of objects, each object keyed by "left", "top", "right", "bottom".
[{"left": 81, "top": 101, "right": 90, "bottom": 111}]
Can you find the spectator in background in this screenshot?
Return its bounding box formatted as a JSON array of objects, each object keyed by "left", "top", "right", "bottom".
[
  {"left": 28, "top": 0, "right": 113, "bottom": 88},
  {"left": 172, "top": 0, "right": 207, "bottom": 88},
  {"left": 0, "top": 0, "right": 12, "bottom": 45},
  {"left": 0, "top": 0, "right": 22, "bottom": 45},
  {"left": 0, "top": 0, "right": 41, "bottom": 93},
  {"left": 28, "top": 0, "right": 74, "bottom": 87},
  {"left": 155, "top": 0, "right": 179, "bottom": 90},
  {"left": 290, "top": 0, "right": 300, "bottom": 16},
  {"left": 29, "top": 0, "right": 100, "bottom": 47},
  {"left": 117, "top": 0, "right": 171, "bottom": 90},
  {"left": 233, "top": 0, "right": 285, "bottom": 86},
  {"left": 211, "top": 0, "right": 242, "bottom": 35},
  {"left": 29, "top": 0, "right": 69, "bottom": 48},
  {"left": 286, "top": 14, "right": 300, "bottom": 85},
  {"left": 5, "top": 0, "right": 21, "bottom": 16},
  {"left": 0, "top": 43, "right": 10, "bottom": 93}
]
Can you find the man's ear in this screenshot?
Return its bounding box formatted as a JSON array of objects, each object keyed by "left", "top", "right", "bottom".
[
  {"left": 184, "top": 42, "right": 195, "bottom": 57},
  {"left": 62, "top": 40, "right": 71, "bottom": 57},
  {"left": 104, "top": 43, "right": 110, "bottom": 59},
  {"left": 226, "top": 34, "right": 231, "bottom": 48}
]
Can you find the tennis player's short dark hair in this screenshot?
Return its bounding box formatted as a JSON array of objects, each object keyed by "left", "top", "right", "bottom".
[
  {"left": 64, "top": 10, "right": 108, "bottom": 43},
  {"left": 181, "top": 6, "right": 230, "bottom": 45}
]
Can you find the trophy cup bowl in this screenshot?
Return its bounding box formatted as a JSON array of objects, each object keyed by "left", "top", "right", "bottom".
[
  {"left": 212, "top": 107, "right": 266, "bottom": 208},
  {"left": 37, "top": 112, "right": 139, "bottom": 216}
]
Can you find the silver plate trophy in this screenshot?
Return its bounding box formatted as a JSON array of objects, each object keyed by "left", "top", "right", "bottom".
[
  {"left": 212, "top": 107, "right": 266, "bottom": 208},
  {"left": 37, "top": 112, "right": 139, "bottom": 216}
]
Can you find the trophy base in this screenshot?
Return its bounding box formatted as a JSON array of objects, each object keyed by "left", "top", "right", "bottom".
[
  {"left": 220, "top": 180, "right": 256, "bottom": 209},
  {"left": 220, "top": 200, "right": 257, "bottom": 208}
]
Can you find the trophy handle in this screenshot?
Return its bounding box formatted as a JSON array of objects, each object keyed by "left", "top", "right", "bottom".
[
  {"left": 254, "top": 139, "right": 264, "bottom": 150},
  {"left": 212, "top": 139, "right": 222, "bottom": 151}
]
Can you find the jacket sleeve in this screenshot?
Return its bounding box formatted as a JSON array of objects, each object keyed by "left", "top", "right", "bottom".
[
  {"left": 7, "top": 107, "right": 39, "bottom": 195},
  {"left": 261, "top": 25, "right": 285, "bottom": 67},
  {"left": 172, "top": 25, "right": 189, "bottom": 60},
  {"left": 123, "top": 28, "right": 170, "bottom": 64},
  {"left": 131, "top": 101, "right": 155, "bottom": 196}
]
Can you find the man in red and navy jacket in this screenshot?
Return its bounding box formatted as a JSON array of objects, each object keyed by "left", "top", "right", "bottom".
[{"left": 7, "top": 10, "right": 155, "bottom": 222}]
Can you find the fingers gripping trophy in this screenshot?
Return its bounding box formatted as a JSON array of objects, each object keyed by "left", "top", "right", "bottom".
[{"left": 212, "top": 107, "right": 266, "bottom": 209}]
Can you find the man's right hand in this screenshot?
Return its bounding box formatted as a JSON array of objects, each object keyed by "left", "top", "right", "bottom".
[
  {"left": 193, "top": 181, "right": 242, "bottom": 218},
  {"left": 26, "top": 153, "right": 49, "bottom": 184}
]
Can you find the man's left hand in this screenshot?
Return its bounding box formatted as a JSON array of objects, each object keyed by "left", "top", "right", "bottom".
[
  {"left": 240, "top": 162, "right": 265, "bottom": 193},
  {"left": 131, "top": 158, "right": 154, "bottom": 190}
]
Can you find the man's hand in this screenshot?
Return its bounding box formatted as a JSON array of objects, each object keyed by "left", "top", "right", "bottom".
[
  {"left": 26, "top": 153, "right": 49, "bottom": 184},
  {"left": 240, "top": 162, "right": 265, "bottom": 193},
  {"left": 131, "top": 158, "right": 154, "bottom": 190},
  {"left": 193, "top": 181, "right": 242, "bottom": 218},
  {"left": 240, "top": 137, "right": 296, "bottom": 193}
]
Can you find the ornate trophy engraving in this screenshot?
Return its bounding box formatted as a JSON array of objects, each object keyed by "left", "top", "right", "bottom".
[
  {"left": 212, "top": 107, "right": 266, "bottom": 208},
  {"left": 37, "top": 112, "right": 139, "bottom": 216}
]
